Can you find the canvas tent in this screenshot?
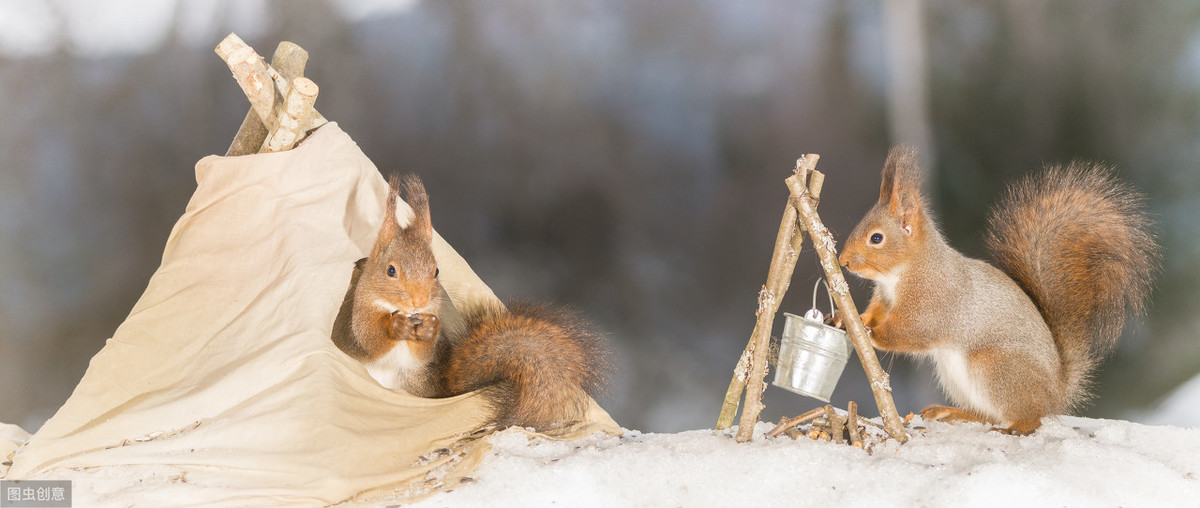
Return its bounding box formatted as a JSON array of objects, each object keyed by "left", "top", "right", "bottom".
[{"left": 0, "top": 120, "right": 619, "bottom": 505}]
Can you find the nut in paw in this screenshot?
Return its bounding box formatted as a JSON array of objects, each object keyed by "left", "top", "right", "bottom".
[{"left": 390, "top": 312, "right": 440, "bottom": 342}]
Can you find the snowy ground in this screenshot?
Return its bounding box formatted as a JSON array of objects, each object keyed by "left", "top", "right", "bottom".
[
  {"left": 411, "top": 416, "right": 1200, "bottom": 508},
  {"left": 1136, "top": 373, "right": 1200, "bottom": 427},
  {"left": 4, "top": 414, "right": 1199, "bottom": 506}
]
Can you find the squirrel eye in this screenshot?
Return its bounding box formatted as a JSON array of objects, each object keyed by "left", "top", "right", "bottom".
[
  {"left": 870, "top": 233, "right": 884, "bottom": 245},
  {"left": 386, "top": 265, "right": 397, "bottom": 278},
  {"left": 434, "top": 268, "right": 440, "bottom": 278}
]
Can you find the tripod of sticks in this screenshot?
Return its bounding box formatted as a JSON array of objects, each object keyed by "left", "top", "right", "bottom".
[{"left": 715, "top": 155, "right": 908, "bottom": 444}]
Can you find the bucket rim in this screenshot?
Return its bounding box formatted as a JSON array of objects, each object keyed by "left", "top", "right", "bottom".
[{"left": 781, "top": 312, "right": 852, "bottom": 356}]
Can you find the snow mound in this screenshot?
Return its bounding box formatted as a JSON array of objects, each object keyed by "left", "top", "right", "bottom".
[
  {"left": 1139, "top": 372, "right": 1200, "bottom": 427},
  {"left": 413, "top": 417, "right": 1200, "bottom": 507}
]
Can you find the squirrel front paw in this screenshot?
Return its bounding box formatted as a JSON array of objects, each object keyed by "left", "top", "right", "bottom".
[
  {"left": 390, "top": 312, "right": 441, "bottom": 342},
  {"left": 827, "top": 311, "right": 846, "bottom": 330}
]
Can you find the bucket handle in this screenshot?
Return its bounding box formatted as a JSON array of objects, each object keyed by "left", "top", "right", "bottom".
[{"left": 805, "top": 279, "right": 836, "bottom": 322}]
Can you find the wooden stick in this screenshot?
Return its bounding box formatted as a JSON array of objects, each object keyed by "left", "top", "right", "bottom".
[
  {"left": 226, "top": 104, "right": 269, "bottom": 157},
  {"left": 856, "top": 415, "right": 886, "bottom": 430},
  {"left": 715, "top": 204, "right": 803, "bottom": 430},
  {"left": 729, "top": 155, "right": 822, "bottom": 442},
  {"left": 217, "top": 35, "right": 276, "bottom": 128},
  {"left": 824, "top": 404, "right": 845, "bottom": 444},
  {"left": 226, "top": 41, "right": 309, "bottom": 156},
  {"left": 260, "top": 55, "right": 328, "bottom": 130},
  {"left": 847, "top": 400, "right": 863, "bottom": 448},
  {"left": 262, "top": 77, "right": 319, "bottom": 152},
  {"left": 766, "top": 406, "right": 825, "bottom": 438},
  {"left": 215, "top": 33, "right": 328, "bottom": 153},
  {"left": 785, "top": 173, "right": 909, "bottom": 443},
  {"left": 717, "top": 159, "right": 818, "bottom": 432}
]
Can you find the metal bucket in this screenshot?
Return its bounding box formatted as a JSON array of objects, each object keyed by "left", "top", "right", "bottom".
[{"left": 772, "top": 281, "right": 851, "bottom": 401}]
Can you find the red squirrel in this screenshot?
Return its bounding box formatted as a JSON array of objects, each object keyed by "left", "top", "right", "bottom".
[
  {"left": 332, "top": 174, "right": 611, "bottom": 431},
  {"left": 839, "top": 147, "right": 1158, "bottom": 434}
]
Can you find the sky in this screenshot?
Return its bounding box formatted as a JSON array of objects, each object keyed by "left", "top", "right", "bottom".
[{"left": 0, "top": 0, "right": 418, "bottom": 58}]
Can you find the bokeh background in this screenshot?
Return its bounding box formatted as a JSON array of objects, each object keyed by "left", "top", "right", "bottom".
[{"left": 2, "top": 0, "right": 1199, "bottom": 433}]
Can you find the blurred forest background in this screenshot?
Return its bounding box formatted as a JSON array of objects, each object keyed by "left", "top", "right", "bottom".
[{"left": 2, "top": 0, "right": 1199, "bottom": 433}]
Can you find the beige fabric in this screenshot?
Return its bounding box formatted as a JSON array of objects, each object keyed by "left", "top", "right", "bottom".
[
  {"left": 2, "top": 123, "right": 619, "bottom": 506},
  {"left": 0, "top": 423, "right": 28, "bottom": 478}
]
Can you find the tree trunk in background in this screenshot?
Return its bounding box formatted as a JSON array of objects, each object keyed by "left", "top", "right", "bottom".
[{"left": 884, "top": 0, "right": 935, "bottom": 181}]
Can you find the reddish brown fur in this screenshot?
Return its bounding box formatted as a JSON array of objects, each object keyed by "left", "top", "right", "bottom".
[
  {"left": 440, "top": 303, "right": 611, "bottom": 430},
  {"left": 966, "top": 347, "right": 1053, "bottom": 434},
  {"left": 985, "top": 164, "right": 1159, "bottom": 410}
]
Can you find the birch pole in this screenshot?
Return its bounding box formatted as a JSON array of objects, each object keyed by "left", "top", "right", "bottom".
[
  {"left": 225, "top": 41, "right": 309, "bottom": 156},
  {"left": 721, "top": 155, "right": 821, "bottom": 442},
  {"left": 216, "top": 33, "right": 328, "bottom": 154},
  {"left": 262, "top": 77, "right": 319, "bottom": 153},
  {"left": 216, "top": 38, "right": 277, "bottom": 128},
  {"left": 785, "top": 174, "right": 909, "bottom": 443}
]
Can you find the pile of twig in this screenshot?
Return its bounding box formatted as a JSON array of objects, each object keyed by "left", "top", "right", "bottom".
[{"left": 767, "top": 401, "right": 909, "bottom": 453}]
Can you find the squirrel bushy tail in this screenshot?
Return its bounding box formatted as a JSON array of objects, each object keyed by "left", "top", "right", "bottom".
[
  {"left": 984, "top": 163, "right": 1159, "bottom": 409},
  {"left": 442, "top": 302, "right": 611, "bottom": 430}
]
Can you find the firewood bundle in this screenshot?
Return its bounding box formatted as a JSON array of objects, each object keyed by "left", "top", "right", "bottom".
[{"left": 215, "top": 33, "right": 328, "bottom": 155}]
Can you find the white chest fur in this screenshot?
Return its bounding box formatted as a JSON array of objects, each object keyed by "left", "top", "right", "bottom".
[
  {"left": 873, "top": 267, "right": 903, "bottom": 304},
  {"left": 931, "top": 348, "right": 996, "bottom": 419},
  {"left": 362, "top": 342, "right": 424, "bottom": 390}
]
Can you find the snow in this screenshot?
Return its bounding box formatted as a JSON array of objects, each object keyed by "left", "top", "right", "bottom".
[
  {"left": 410, "top": 416, "right": 1200, "bottom": 508},
  {"left": 1138, "top": 373, "right": 1200, "bottom": 427},
  {"left": 4, "top": 413, "right": 1199, "bottom": 505}
]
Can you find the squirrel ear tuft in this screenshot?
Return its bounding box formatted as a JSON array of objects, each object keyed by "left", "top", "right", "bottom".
[
  {"left": 385, "top": 173, "right": 401, "bottom": 210},
  {"left": 380, "top": 175, "right": 403, "bottom": 236},
  {"left": 879, "top": 146, "right": 924, "bottom": 218},
  {"left": 399, "top": 173, "right": 434, "bottom": 240},
  {"left": 368, "top": 176, "right": 404, "bottom": 259}
]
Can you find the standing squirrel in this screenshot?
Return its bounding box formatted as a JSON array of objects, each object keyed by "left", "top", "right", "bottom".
[
  {"left": 332, "top": 174, "right": 611, "bottom": 432},
  {"left": 839, "top": 146, "right": 1158, "bottom": 434}
]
